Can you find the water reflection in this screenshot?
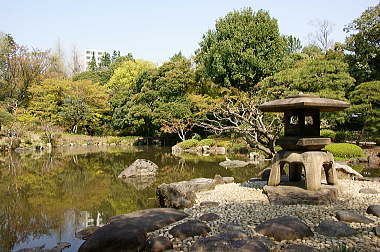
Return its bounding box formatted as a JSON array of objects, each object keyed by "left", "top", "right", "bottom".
[{"left": 0, "top": 146, "right": 264, "bottom": 251}]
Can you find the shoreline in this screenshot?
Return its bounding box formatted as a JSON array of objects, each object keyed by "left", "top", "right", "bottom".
[{"left": 148, "top": 179, "right": 380, "bottom": 251}]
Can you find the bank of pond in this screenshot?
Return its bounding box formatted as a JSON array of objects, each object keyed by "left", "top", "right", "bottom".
[{"left": 0, "top": 145, "right": 378, "bottom": 251}]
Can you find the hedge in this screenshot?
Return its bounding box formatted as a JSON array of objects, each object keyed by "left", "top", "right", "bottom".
[
  {"left": 178, "top": 139, "right": 199, "bottom": 149},
  {"left": 324, "top": 143, "right": 364, "bottom": 159},
  {"left": 198, "top": 139, "right": 216, "bottom": 147}
]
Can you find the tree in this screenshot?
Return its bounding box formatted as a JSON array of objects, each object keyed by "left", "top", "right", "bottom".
[
  {"left": 302, "top": 45, "right": 323, "bottom": 57},
  {"left": 349, "top": 81, "right": 380, "bottom": 137},
  {"left": 0, "top": 35, "right": 50, "bottom": 109},
  {"left": 197, "top": 94, "right": 282, "bottom": 158},
  {"left": 69, "top": 45, "right": 83, "bottom": 76},
  {"left": 47, "top": 39, "right": 66, "bottom": 77},
  {"left": 285, "top": 35, "right": 302, "bottom": 53},
  {"left": 99, "top": 52, "right": 111, "bottom": 69},
  {"left": 344, "top": 3, "right": 380, "bottom": 83},
  {"left": 28, "top": 79, "right": 110, "bottom": 135},
  {"left": 107, "top": 59, "right": 155, "bottom": 92},
  {"left": 195, "top": 8, "right": 287, "bottom": 90},
  {"left": 308, "top": 19, "right": 335, "bottom": 52},
  {"left": 87, "top": 52, "right": 97, "bottom": 71}
]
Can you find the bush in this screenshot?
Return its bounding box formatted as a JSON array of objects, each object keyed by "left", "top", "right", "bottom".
[
  {"left": 178, "top": 139, "right": 199, "bottom": 149},
  {"left": 192, "top": 133, "right": 202, "bottom": 141},
  {"left": 107, "top": 137, "right": 121, "bottom": 145},
  {"left": 198, "top": 139, "right": 216, "bottom": 147},
  {"left": 320, "top": 129, "right": 336, "bottom": 141},
  {"left": 335, "top": 131, "right": 349, "bottom": 143},
  {"left": 324, "top": 143, "right": 364, "bottom": 159},
  {"left": 216, "top": 140, "right": 232, "bottom": 148}
]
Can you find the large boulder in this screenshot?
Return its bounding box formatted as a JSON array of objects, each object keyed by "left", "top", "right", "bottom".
[
  {"left": 169, "top": 220, "right": 211, "bottom": 239},
  {"left": 263, "top": 185, "right": 339, "bottom": 205},
  {"left": 145, "top": 236, "right": 173, "bottom": 252},
  {"left": 75, "top": 226, "right": 99, "bottom": 240},
  {"left": 79, "top": 208, "right": 188, "bottom": 252},
  {"left": 335, "top": 210, "right": 374, "bottom": 224},
  {"left": 334, "top": 162, "right": 363, "bottom": 179},
  {"left": 157, "top": 178, "right": 216, "bottom": 208},
  {"left": 219, "top": 159, "right": 248, "bottom": 168},
  {"left": 118, "top": 159, "right": 158, "bottom": 179},
  {"left": 315, "top": 220, "right": 357, "bottom": 237},
  {"left": 255, "top": 216, "right": 313, "bottom": 241},
  {"left": 171, "top": 145, "right": 183, "bottom": 156}
]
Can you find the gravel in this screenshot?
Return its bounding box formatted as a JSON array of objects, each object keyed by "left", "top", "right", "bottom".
[{"left": 148, "top": 179, "right": 380, "bottom": 251}]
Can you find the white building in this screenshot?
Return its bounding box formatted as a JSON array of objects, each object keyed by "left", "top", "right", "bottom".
[{"left": 84, "top": 49, "right": 105, "bottom": 70}]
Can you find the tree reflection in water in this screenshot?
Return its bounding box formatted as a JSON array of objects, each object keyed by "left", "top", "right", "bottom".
[{"left": 0, "top": 146, "right": 264, "bottom": 251}]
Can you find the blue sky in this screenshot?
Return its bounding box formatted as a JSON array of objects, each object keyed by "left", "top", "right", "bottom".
[{"left": 1, "top": 0, "right": 377, "bottom": 64}]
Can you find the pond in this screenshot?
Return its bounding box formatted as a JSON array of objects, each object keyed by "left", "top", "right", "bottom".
[{"left": 0, "top": 145, "right": 267, "bottom": 251}]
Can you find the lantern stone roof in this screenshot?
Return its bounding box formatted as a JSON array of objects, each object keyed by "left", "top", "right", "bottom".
[{"left": 258, "top": 94, "right": 349, "bottom": 112}]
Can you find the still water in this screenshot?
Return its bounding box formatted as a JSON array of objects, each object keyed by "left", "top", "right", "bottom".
[{"left": 0, "top": 145, "right": 266, "bottom": 251}]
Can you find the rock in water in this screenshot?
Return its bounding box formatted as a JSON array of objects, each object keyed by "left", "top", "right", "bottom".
[
  {"left": 367, "top": 205, "right": 380, "bottom": 217},
  {"left": 335, "top": 210, "right": 373, "bottom": 223},
  {"left": 315, "top": 220, "right": 357, "bottom": 237},
  {"left": 118, "top": 159, "right": 158, "bottom": 179},
  {"left": 169, "top": 220, "right": 211, "bottom": 239},
  {"left": 171, "top": 145, "right": 183, "bottom": 156},
  {"left": 219, "top": 160, "right": 248, "bottom": 168},
  {"left": 79, "top": 208, "right": 187, "bottom": 252},
  {"left": 255, "top": 216, "right": 313, "bottom": 241},
  {"left": 156, "top": 178, "right": 216, "bottom": 208},
  {"left": 75, "top": 226, "right": 99, "bottom": 240}
]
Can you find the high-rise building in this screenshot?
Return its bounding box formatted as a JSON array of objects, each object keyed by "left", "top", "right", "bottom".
[{"left": 84, "top": 49, "right": 105, "bottom": 70}]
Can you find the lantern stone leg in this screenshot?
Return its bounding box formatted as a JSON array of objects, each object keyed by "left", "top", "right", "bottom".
[{"left": 268, "top": 153, "right": 281, "bottom": 186}]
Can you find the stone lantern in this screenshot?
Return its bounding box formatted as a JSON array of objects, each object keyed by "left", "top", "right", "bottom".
[{"left": 259, "top": 94, "right": 349, "bottom": 190}]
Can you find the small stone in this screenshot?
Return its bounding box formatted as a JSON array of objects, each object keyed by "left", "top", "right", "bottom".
[
  {"left": 366, "top": 205, "right": 380, "bottom": 217},
  {"left": 359, "top": 188, "right": 378, "bottom": 194},
  {"left": 283, "top": 244, "right": 317, "bottom": 252},
  {"left": 169, "top": 220, "right": 211, "bottom": 240},
  {"left": 336, "top": 210, "right": 373, "bottom": 224},
  {"left": 199, "top": 213, "right": 220, "bottom": 222},
  {"left": 146, "top": 236, "right": 173, "bottom": 252},
  {"left": 255, "top": 216, "right": 313, "bottom": 241},
  {"left": 375, "top": 226, "right": 380, "bottom": 237},
  {"left": 200, "top": 201, "right": 219, "bottom": 207},
  {"left": 315, "top": 220, "right": 357, "bottom": 237}
]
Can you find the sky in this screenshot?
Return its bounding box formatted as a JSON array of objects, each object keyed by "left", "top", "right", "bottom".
[{"left": 1, "top": 0, "right": 378, "bottom": 65}]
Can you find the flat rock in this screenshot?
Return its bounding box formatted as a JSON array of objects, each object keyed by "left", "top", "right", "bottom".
[
  {"left": 359, "top": 188, "right": 378, "bottom": 194},
  {"left": 200, "top": 201, "right": 220, "bottom": 207},
  {"left": 222, "top": 177, "right": 234, "bottom": 183},
  {"left": 219, "top": 160, "right": 248, "bottom": 168},
  {"left": 146, "top": 236, "right": 173, "bottom": 252},
  {"left": 315, "top": 220, "right": 357, "bottom": 237},
  {"left": 283, "top": 244, "right": 317, "bottom": 252},
  {"left": 169, "top": 220, "right": 211, "bottom": 240},
  {"left": 263, "top": 185, "right": 338, "bottom": 205},
  {"left": 190, "top": 232, "right": 269, "bottom": 252},
  {"left": 336, "top": 210, "right": 373, "bottom": 223},
  {"left": 334, "top": 162, "right": 363, "bottom": 179},
  {"left": 118, "top": 159, "right": 158, "bottom": 179},
  {"left": 79, "top": 208, "right": 187, "bottom": 252},
  {"left": 367, "top": 205, "right": 380, "bottom": 217},
  {"left": 17, "top": 242, "right": 71, "bottom": 252},
  {"left": 199, "top": 213, "right": 220, "bottom": 221},
  {"left": 75, "top": 226, "right": 99, "bottom": 240},
  {"left": 255, "top": 216, "right": 313, "bottom": 241}
]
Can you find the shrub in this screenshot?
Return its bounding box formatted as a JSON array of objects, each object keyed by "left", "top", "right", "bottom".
[
  {"left": 335, "top": 131, "right": 349, "bottom": 143},
  {"left": 107, "top": 137, "right": 121, "bottom": 145},
  {"left": 216, "top": 140, "right": 232, "bottom": 148},
  {"left": 192, "top": 133, "right": 202, "bottom": 141},
  {"left": 320, "top": 129, "right": 336, "bottom": 141},
  {"left": 324, "top": 143, "right": 364, "bottom": 159},
  {"left": 178, "top": 139, "right": 199, "bottom": 149},
  {"left": 198, "top": 139, "right": 216, "bottom": 147}
]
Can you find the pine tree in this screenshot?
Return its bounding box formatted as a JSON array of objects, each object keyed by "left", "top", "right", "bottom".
[{"left": 87, "top": 52, "right": 97, "bottom": 71}]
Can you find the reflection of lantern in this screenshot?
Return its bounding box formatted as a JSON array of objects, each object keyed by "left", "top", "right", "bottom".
[{"left": 259, "top": 94, "right": 349, "bottom": 190}]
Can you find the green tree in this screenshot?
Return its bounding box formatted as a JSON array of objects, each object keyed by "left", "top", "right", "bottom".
[
  {"left": 99, "top": 52, "right": 111, "bottom": 69},
  {"left": 285, "top": 35, "right": 302, "bottom": 53},
  {"left": 344, "top": 3, "right": 380, "bottom": 83},
  {"left": 195, "top": 8, "right": 287, "bottom": 90},
  {"left": 302, "top": 45, "right": 323, "bottom": 57},
  {"left": 349, "top": 80, "right": 380, "bottom": 136},
  {"left": 87, "top": 52, "right": 97, "bottom": 71}
]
